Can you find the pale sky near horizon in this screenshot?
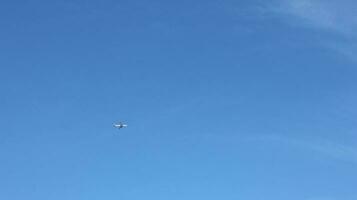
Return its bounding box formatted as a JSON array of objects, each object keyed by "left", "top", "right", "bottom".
[{"left": 1, "top": 0, "right": 357, "bottom": 200}]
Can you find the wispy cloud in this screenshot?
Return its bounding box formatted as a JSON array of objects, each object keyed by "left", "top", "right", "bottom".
[
  {"left": 272, "top": 0, "right": 357, "bottom": 60},
  {"left": 306, "top": 195, "right": 357, "bottom": 200},
  {"left": 250, "top": 134, "right": 357, "bottom": 164},
  {"left": 277, "top": 0, "right": 357, "bottom": 34}
]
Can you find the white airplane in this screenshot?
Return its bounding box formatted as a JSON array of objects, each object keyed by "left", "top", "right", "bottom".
[{"left": 114, "top": 122, "right": 128, "bottom": 129}]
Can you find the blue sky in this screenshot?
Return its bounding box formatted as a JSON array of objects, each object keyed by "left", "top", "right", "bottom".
[{"left": 1, "top": 0, "right": 357, "bottom": 199}]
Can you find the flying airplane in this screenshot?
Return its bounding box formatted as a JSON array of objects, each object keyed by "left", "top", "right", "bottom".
[{"left": 114, "top": 122, "right": 128, "bottom": 129}]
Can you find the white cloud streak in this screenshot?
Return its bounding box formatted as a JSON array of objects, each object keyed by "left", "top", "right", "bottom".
[
  {"left": 272, "top": 0, "right": 357, "bottom": 60},
  {"left": 251, "top": 134, "right": 357, "bottom": 164},
  {"left": 282, "top": 1, "right": 356, "bottom": 32}
]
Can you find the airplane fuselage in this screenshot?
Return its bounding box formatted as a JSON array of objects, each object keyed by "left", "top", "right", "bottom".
[{"left": 114, "top": 124, "right": 127, "bottom": 128}]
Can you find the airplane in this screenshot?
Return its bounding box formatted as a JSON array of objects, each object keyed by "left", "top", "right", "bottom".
[{"left": 114, "top": 122, "right": 128, "bottom": 129}]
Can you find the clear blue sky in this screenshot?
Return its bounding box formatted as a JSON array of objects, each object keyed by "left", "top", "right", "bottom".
[{"left": 1, "top": 0, "right": 357, "bottom": 199}]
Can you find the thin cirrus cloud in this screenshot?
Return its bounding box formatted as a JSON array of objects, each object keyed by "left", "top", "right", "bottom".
[
  {"left": 250, "top": 134, "right": 357, "bottom": 165},
  {"left": 277, "top": 0, "right": 357, "bottom": 34},
  {"left": 273, "top": 0, "right": 357, "bottom": 60}
]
